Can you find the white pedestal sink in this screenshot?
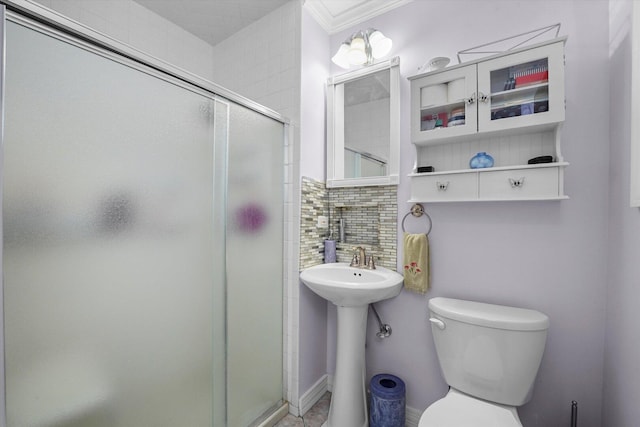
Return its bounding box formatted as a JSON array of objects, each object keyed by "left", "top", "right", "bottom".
[{"left": 300, "top": 263, "right": 404, "bottom": 427}]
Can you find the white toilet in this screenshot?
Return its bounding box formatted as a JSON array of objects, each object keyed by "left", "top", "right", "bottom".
[{"left": 419, "top": 297, "right": 550, "bottom": 427}]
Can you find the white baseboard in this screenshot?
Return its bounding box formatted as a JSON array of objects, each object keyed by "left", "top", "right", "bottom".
[
  {"left": 298, "top": 374, "right": 329, "bottom": 416},
  {"left": 255, "top": 402, "right": 289, "bottom": 427}
]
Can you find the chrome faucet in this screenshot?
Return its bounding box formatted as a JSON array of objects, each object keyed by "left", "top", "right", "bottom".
[
  {"left": 350, "top": 246, "right": 376, "bottom": 269},
  {"left": 356, "top": 246, "right": 366, "bottom": 267},
  {"left": 349, "top": 246, "right": 363, "bottom": 267}
]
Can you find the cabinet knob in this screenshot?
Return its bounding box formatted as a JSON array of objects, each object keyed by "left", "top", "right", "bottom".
[
  {"left": 478, "top": 91, "right": 489, "bottom": 103},
  {"left": 465, "top": 92, "right": 476, "bottom": 105},
  {"left": 436, "top": 181, "right": 449, "bottom": 191},
  {"left": 509, "top": 177, "right": 526, "bottom": 188}
]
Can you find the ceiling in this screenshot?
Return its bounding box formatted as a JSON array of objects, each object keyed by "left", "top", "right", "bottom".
[
  {"left": 133, "top": 0, "right": 412, "bottom": 46},
  {"left": 304, "top": 0, "right": 412, "bottom": 34},
  {"left": 134, "top": 0, "right": 291, "bottom": 46}
]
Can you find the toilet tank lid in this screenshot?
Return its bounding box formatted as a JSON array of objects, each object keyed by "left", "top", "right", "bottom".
[{"left": 428, "top": 297, "right": 549, "bottom": 331}]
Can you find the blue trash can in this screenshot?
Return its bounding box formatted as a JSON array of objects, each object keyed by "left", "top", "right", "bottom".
[{"left": 369, "top": 373, "right": 405, "bottom": 427}]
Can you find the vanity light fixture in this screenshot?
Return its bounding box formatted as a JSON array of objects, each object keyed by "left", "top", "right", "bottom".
[{"left": 331, "top": 29, "right": 393, "bottom": 69}]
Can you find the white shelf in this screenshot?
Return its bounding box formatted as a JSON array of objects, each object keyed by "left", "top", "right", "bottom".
[
  {"left": 409, "top": 161, "right": 569, "bottom": 176},
  {"left": 420, "top": 100, "right": 466, "bottom": 113},
  {"left": 490, "top": 82, "right": 549, "bottom": 98},
  {"left": 407, "top": 195, "right": 570, "bottom": 203}
]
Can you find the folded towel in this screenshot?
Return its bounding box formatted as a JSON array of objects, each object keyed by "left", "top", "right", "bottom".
[{"left": 403, "top": 232, "right": 430, "bottom": 294}]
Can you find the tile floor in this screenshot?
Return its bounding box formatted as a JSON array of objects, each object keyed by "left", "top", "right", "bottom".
[{"left": 274, "top": 392, "right": 331, "bottom": 427}]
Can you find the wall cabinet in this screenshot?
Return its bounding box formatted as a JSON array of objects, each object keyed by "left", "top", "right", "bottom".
[{"left": 408, "top": 37, "right": 568, "bottom": 202}]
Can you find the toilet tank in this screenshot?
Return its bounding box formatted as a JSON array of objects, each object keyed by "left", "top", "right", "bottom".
[{"left": 428, "top": 297, "right": 549, "bottom": 406}]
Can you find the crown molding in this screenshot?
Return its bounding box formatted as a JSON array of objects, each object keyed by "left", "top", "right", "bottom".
[{"left": 304, "top": 0, "right": 413, "bottom": 35}]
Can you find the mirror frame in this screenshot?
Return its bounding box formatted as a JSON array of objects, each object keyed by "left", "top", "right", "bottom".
[
  {"left": 632, "top": 2, "right": 640, "bottom": 207},
  {"left": 326, "top": 56, "right": 400, "bottom": 188}
]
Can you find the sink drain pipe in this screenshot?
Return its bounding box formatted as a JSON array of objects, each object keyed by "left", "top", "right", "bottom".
[
  {"left": 370, "top": 304, "right": 392, "bottom": 338},
  {"left": 571, "top": 401, "right": 578, "bottom": 427}
]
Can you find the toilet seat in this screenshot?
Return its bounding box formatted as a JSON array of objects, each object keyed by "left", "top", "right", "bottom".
[{"left": 418, "top": 389, "right": 522, "bottom": 427}]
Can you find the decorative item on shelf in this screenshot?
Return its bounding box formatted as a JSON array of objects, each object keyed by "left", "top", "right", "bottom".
[
  {"left": 421, "top": 111, "right": 450, "bottom": 131},
  {"left": 469, "top": 152, "right": 494, "bottom": 169},
  {"left": 420, "top": 114, "right": 433, "bottom": 131},
  {"left": 418, "top": 56, "right": 450, "bottom": 72},
  {"left": 514, "top": 66, "right": 548, "bottom": 88},
  {"left": 491, "top": 105, "right": 521, "bottom": 120},
  {"left": 417, "top": 166, "right": 435, "bottom": 173},
  {"left": 331, "top": 28, "right": 393, "bottom": 69},
  {"left": 448, "top": 107, "right": 465, "bottom": 126},
  {"left": 435, "top": 112, "right": 449, "bottom": 129},
  {"left": 456, "top": 23, "right": 561, "bottom": 63},
  {"left": 520, "top": 102, "right": 535, "bottom": 115},
  {"left": 428, "top": 57, "right": 450, "bottom": 70},
  {"left": 528, "top": 155, "right": 554, "bottom": 164}
]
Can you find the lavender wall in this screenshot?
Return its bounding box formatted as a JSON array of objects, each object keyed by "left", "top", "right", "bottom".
[
  {"left": 320, "top": 1, "right": 610, "bottom": 425},
  {"left": 299, "top": 7, "right": 331, "bottom": 399},
  {"left": 301, "top": 8, "right": 330, "bottom": 182},
  {"left": 604, "top": 1, "right": 640, "bottom": 425}
]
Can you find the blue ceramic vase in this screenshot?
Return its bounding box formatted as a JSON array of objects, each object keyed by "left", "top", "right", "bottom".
[{"left": 469, "top": 152, "right": 494, "bottom": 169}]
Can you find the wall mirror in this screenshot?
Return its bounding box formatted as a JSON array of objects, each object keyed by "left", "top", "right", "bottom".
[{"left": 326, "top": 57, "right": 400, "bottom": 187}]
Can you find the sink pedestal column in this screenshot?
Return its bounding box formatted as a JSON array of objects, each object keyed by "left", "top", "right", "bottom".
[{"left": 324, "top": 304, "right": 369, "bottom": 427}]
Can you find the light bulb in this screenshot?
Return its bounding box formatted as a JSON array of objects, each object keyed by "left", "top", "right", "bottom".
[
  {"left": 331, "top": 43, "right": 351, "bottom": 69},
  {"left": 369, "top": 30, "right": 392, "bottom": 59},
  {"left": 347, "top": 36, "right": 367, "bottom": 65}
]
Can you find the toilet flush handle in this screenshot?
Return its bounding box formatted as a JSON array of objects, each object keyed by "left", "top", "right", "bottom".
[{"left": 429, "top": 317, "right": 446, "bottom": 330}]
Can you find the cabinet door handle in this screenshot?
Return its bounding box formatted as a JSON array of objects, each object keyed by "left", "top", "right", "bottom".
[
  {"left": 436, "top": 181, "right": 449, "bottom": 191},
  {"left": 465, "top": 92, "right": 476, "bottom": 105},
  {"left": 509, "top": 177, "right": 526, "bottom": 188},
  {"left": 478, "top": 91, "right": 489, "bottom": 103}
]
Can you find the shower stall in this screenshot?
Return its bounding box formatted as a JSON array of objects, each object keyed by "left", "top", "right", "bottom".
[{"left": 0, "top": 5, "right": 286, "bottom": 427}]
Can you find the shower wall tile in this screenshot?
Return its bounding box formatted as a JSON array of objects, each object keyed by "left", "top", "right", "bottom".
[
  {"left": 209, "top": 1, "right": 301, "bottom": 122},
  {"left": 79, "top": 8, "right": 109, "bottom": 34},
  {"left": 33, "top": 0, "right": 215, "bottom": 81},
  {"left": 48, "top": 0, "right": 81, "bottom": 21}
]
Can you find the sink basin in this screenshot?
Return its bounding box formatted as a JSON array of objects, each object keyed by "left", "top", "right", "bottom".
[
  {"left": 300, "top": 262, "right": 404, "bottom": 307},
  {"left": 300, "top": 262, "right": 404, "bottom": 426}
]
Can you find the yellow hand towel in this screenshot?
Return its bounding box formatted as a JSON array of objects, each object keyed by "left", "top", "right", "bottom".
[{"left": 403, "top": 232, "right": 430, "bottom": 294}]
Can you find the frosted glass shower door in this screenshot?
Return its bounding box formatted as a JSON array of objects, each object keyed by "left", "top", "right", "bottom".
[
  {"left": 3, "top": 20, "right": 227, "bottom": 427},
  {"left": 226, "top": 104, "right": 284, "bottom": 426}
]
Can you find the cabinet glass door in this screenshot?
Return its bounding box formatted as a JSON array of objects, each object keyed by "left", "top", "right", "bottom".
[
  {"left": 477, "top": 42, "right": 565, "bottom": 132},
  {"left": 411, "top": 64, "right": 477, "bottom": 144}
]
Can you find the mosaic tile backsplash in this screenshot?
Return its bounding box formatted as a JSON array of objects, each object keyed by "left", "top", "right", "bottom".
[
  {"left": 300, "top": 177, "right": 329, "bottom": 268},
  {"left": 299, "top": 177, "right": 397, "bottom": 271}
]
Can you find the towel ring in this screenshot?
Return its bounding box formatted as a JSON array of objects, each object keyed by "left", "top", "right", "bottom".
[{"left": 401, "top": 203, "right": 432, "bottom": 235}]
